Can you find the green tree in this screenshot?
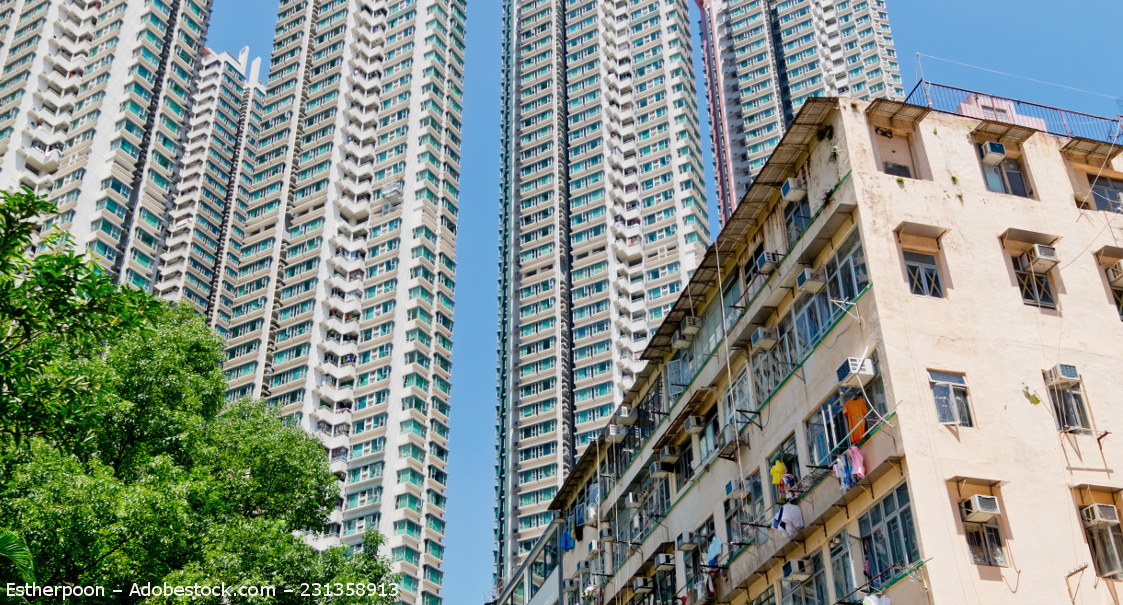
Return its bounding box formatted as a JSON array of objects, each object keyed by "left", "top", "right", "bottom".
[{"left": 0, "top": 190, "right": 396, "bottom": 603}]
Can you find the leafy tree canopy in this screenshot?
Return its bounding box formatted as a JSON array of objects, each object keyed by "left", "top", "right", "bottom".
[{"left": 0, "top": 189, "right": 394, "bottom": 603}]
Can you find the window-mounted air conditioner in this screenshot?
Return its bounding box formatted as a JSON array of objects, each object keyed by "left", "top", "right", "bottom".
[
  {"left": 676, "top": 531, "right": 697, "bottom": 551},
  {"left": 684, "top": 416, "right": 705, "bottom": 435},
  {"left": 782, "top": 558, "right": 812, "bottom": 581},
  {"left": 625, "top": 493, "right": 643, "bottom": 509},
  {"left": 781, "top": 178, "right": 806, "bottom": 203},
  {"left": 756, "top": 251, "right": 783, "bottom": 274},
  {"left": 659, "top": 446, "right": 679, "bottom": 464},
  {"left": 1045, "top": 363, "right": 1079, "bottom": 388},
  {"left": 837, "top": 357, "right": 876, "bottom": 387},
  {"left": 577, "top": 560, "right": 591, "bottom": 571},
  {"left": 796, "top": 267, "right": 825, "bottom": 294},
  {"left": 606, "top": 424, "right": 628, "bottom": 444},
  {"left": 672, "top": 330, "right": 691, "bottom": 349},
  {"left": 960, "top": 494, "right": 1001, "bottom": 522},
  {"left": 1020, "top": 244, "right": 1059, "bottom": 273},
  {"left": 600, "top": 527, "right": 615, "bottom": 542},
  {"left": 562, "top": 578, "right": 579, "bottom": 593},
  {"left": 718, "top": 424, "right": 738, "bottom": 457},
  {"left": 726, "top": 478, "right": 748, "bottom": 499},
  {"left": 1108, "top": 260, "right": 1123, "bottom": 288},
  {"left": 751, "top": 327, "right": 777, "bottom": 350},
  {"left": 1082, "top": 504, "right": 1120, "bottom": 528},
  {"left": 588, "top": 540, "right": 602, "bottom": 553},
  {"left": 655, "top": 553, "right": 675, "bottom": 570},
  {"left": 618, "top": 405, "right": 638, "bottom": 425},
  {"left": 980, "top": 141, "right": 1006, "bottom": 166},
  {"left": 681, "top": 316, "right": 701, "bottom": 335},
  {"left": 633, "top": 577, "right": 653, "bottom": 594},
  {"left": 649, "top": 461, "right": 672, "bottom": 479}
]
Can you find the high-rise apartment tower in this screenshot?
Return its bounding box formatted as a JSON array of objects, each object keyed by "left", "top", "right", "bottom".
[
  {"left": 495, "top": 0, "right": 710, "bottom": 586},
  {"left": 156, "top": 46, "right": 264, "bottom": 325},
  {"left": 696, "top": 0, "right": 902, "bottom": 223},
  {"left": 0, "top": 0, "right": 212, "bottom": 284},
  {"left": 212, "top": 2, "right": 466, "bottom": 604}
]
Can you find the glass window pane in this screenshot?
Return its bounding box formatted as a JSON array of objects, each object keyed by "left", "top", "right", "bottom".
[
  {"left": 931, "top": 383, "right": 956, "bottom": 424},
  {"left": 983, "top": 165, "right": 1006, "bottom": 193}
]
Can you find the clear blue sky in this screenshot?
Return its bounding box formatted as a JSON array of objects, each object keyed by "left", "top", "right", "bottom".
[{"left": 206, "top": 0, "right": 1121, "bottom": 601}]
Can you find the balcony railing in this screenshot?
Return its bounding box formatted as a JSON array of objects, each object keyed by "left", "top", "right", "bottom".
[{"left": 905, "top": 80, "right": 1123, "bottom": 144}]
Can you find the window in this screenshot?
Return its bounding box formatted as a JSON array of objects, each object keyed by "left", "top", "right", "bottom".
[
  {"left": 748, "top": 587, "right": 776, "bottom": 605},
  {"left": 871, "top": 125, "right": 922, "bottom": 180},
  {"left": 1114, "top": 288, "right": 1123, "bottom": 321},
  {"left": 904, "top": 251, "right": 943, "bottom": 298},
  {"left": 929, "top": 371, "right": 973, "bottom": 427},
  {"left": 964, "top": 518, "right": 1008, "bottom": 567},
  {"left": 769, "top": 435, "right": 801, "bottom": 503},
  {"left": 829, "top": 533, "right": 856, "bottom": 600},
  {"left": 1047, "top": 382, "right": 1091, "bottom": 434},
  {"left": 784, "top": 195, "right": 812, "bottom": 248},
  {"left": 1084, "top": 502, "right": 1123, "bottom": 578},
  {"left": 825, "top": 229, "right": 869, "bottom": 304},
  {"left": 859, "top": 482, "right": 920, "bottom": 588},
  {"left": 805, "top": 393, "right": 851, "bottom": 467},
  {"left": 780, "top": 552, "right": 827, "bottom": 605},
  {"left": 698, "top": 407, "right": 721, "bottom": 459},
  {"left": 1012, "top": 254, "right": 1055, "bottom": 308},
  {"left": 981, "top": 148, "right": 1029, "bottom": 197},
  {"left": 1087, "top": 176, "right": 1123, "bottom": 213}
]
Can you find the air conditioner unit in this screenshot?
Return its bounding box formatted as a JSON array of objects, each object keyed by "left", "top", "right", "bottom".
[
  {"left": 1108, "top": 260, "right": 1123, "bottom": 288},
  {"left": 618, "top": 406, "right": 638, "bottom": 425},
  {"left": 960, "top": 495, "right": 1001, "bottom": 522},
  {"left": 600, "top": 527, "right": 615, "bottom": 542},
  {"left": 606, "top": 424, "right": 628, "bottom": 444},
  {"left": 684, "top": 416, "right": 705, "bottom": 435},
  {"left": 1045, "top": 363, "right": 1080, "bottom": 388},
  {"left": 1082, "top": 504, "right": 1121, "bottom": 528},
  {"left": 655, "top": 553, "right": 675, "bottom": 571},
  {"left": 633, "top": 577, "right": 654, "bottom": 594},
  {"left": 781, "top": 178, "right": 806, "bottom": 202},
  {"left": 980, "top": 141, "right": 1006, "bottom": 166},
  {"left": 782, "top": 558, "right": 812, "bottom": 581},
  {"left": 626, "top": 493, "right": 643, "bottom": 509},
  {"left": 1020, "top": 244, "right": 1059, "bottom": 273},
  {"left": 649, "top": 461, "right": 672, "bottom": 479},
  {"left": 577, "top": 560, "right": 592, "bottom": 571},
  {"left": 756, "top": 251, "right": 783, "bottom": 274},
  {"left": 672, "top": 330, "right": 691, "bottom": 349},
  {"left": 562, "top": 578, "right": 580, "bottom": 593},
  {"left": 726, "top": 478, "right": 748, "bottom": 499},
  {"left": 659, "top": 446, "right": 679, "bottom": 464},
  {"left": 836, "top": 357, "right": 876, "bottom": 387},
  {"left": 718, "top": 424, "right": 738, "bottom": 456},
  {"left": 681, "top": 316, "right": 701, "bottom": 335},
  {"left": 589, "top": 540, "right": 602, "bottom": 553},
  {"left": 796, "top": 268, "right": 825, "bottom": 293},
  {"left": 676, "top": 531, "right": 697, "bottom": 551},
  {"left": 693, "top": 585, "right": 712, "bottom": 603},
  {"left": 751, "top": 327, "right": 777, "bottom": 350},
  {"left": 585, "top": 506, "right": 598, "bottom": 526}
]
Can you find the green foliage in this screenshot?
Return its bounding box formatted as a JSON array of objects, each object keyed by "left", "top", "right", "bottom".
[
  {"left": 0, "top": 187, "right": 162, "bottom": 449},
  {"left": 0, "top": 190, "right": 394, "bottom": 603}
]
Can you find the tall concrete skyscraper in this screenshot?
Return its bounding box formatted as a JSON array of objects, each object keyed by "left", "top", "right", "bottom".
[
  {"left": 696, "top": 0, "right": 902, "bottom": 223},
  {"left": 211, "top": 2, "right": 465, "bottom": 604},
  {"left": 0, "top": 0, "right": 212, "bottom": 284},
  {"left": 156, "top": 46, "right": 263, "bottom": 327},
  {"left": 494, "top": 0, "right": 710, "bottom": 585}
]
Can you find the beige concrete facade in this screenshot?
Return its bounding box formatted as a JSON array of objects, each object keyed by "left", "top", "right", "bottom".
[{"left": 490, "top": 94, "right": 1123, "bottom": 605}]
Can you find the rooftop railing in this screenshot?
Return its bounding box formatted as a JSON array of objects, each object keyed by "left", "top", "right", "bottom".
[{"left": 905, "top": 80, "right": 1123, "bottom": 144}]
